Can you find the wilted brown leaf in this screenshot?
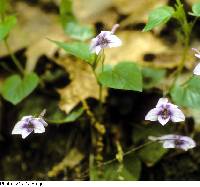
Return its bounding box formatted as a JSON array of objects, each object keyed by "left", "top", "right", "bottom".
[
  {"left": 104, "top": 31, "right": 181, "bottom": 69},
  {"left": 74, "top": 0, "right": 168, "bottom": 28},
  {"left": 48, "top": 148, "right": 84, "bottom": 177},
  {"left": 55, "top": 57, "right": 107, "bottom": 113},
  {"left": 73, "top": 0, "right": 113, "bottom": 22},
  {"left": 186, "top": 0, "right": 199, "bottom": 6},
  {"left": 114, "top": 0, "right": 168, "bottom": 27},
  {"left": 0, "top": 2, "right": 66, "bottom": 66}
]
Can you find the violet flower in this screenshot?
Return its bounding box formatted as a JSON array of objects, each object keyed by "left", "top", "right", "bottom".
[
  {"left": 90, "top": 24, "right": 122, "bottom": 55},
  {"left": 12, "top": 110, "right": 48, "bottom": 139},
  {"left": 192, "top": 48, "right": 200, "bottom": 75},
  {"left": 148, "top": 134, "right": 196, "bottom": 151},
  {"left": 145, "top": 98, "right": 185, "bottom": 126}
]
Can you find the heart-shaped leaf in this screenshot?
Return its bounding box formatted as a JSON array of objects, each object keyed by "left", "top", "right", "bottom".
[
  {"left": 0, "top": 15, "right": 17, "bottom": 41},
  {"left": 98, "top": 62, "right": 142, "bottom": 91},
  {"left": 64, "top": 22, "right": 94, "bottom": 41},
  {"left": 59, "top": 0, "right": 94, "bottom": 41},
  {"left": 143, "top": 6, "right": 174, "bottom": 32},
  {"left": 49, "top": 39, "right": 95, "bottom": 64},
  {"left": 138, "top": 142, "right": 167, "bottom": 167},
  {"left": 1, "top": 73, "right": 39, "bottom": 105},
  {"left": 191, "top": 2, "right": 200, "bottom": 17},
  {"left": 142, "top": 67, "right": 166, "bottom": 89},
  {"left": 47, "top": 107, "right": 84, "bottom": 125},
  {"left": 90, "top": 153, "right": 141, "bottom": 181},
  {"left": 170, "top": 76, "right": 200, "bottom": 109}
]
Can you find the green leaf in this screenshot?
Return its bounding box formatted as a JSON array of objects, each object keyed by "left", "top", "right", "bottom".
[
  {"left": 49, "top": 39, "right": 95, "bottom": 64},
  {"left": 98, "top": 62, "right": 142, "bottom": 91},
  {"left": 191, "top": 2, "right": 200, "bottom": 17},
  {"left": 138, "top": 142, "right": 168, "bottom": 167},
  {"left": 0, "top": 15, "right": 17, "bottom": 41},
  {"left": 16, "top": 93, "right": 74, "bottom": 124},
  {"left": 132, "top": 124, "right": 173, "bottom": 144},
  {"left": 90, "top": 153, "right": 141, "bottom": 181},
  {"left": 142, "top": 67, "right": 166, "bottom": 89},
  {"left": 47, "top": 107, "right": 84, "bottom": 124},
  {"left": 64, "top": 22, "right": 94, "bottom": 41},
  {"left": 2, "top": 73, "right": 39, "bottom": 105},
  {"left": 170, "top": 76, "right": 200, "bottom": 109},
  {"left": 60, "top": 0, "right": 74, "bottom": 23},
  {"left": 0, "top": 0, "right": 7, "bottom": 14},
  {"left": 143, "top": 6, "right": 174, "bottom": 32},
  {"left": 59, "top": 0, "right": 94, "bottom": 41}
]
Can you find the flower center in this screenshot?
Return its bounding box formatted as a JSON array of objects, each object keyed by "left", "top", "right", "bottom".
[
  {"left": 23, "top": 122, "right": 34, "bottom": 132},
  {"left": 174, "top": 139, "right": 185, "bottom": 146},
  {"left": 161, "top": 108, "right": 170, "bottom": 119},
  {"left": 97, "top": 35, "right": 109, "bottom": 46}
]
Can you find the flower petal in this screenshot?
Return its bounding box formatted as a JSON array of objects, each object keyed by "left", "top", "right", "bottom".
[
  {"left": 21, "top": 115, "right": 33, "bottom": 121},
  {"left": 95, "top": 46, "right": 102, "bottom": 55},
  {"left": 108, "top": 35, "right": 122, "bottom": 48},
  {"left": 145, "top": 108, "right": 159, "bottom": 121},
  {"left": 156, "top": 98, "right": 168, "bottom": 108},
  {"left": 193, "top": 63, "right": 200, "bottom": 75},
  {"left": 158, "top": 115, "right": 170, "bottom": 126},
  {"left": 38, "top": 118, "right": 48, "bottom": 127},
  {"left": 90, "top": 38, "right": 98, "bottom": 53},
  {"left": 195, "top": 53, "right": 200, "bottom": 59},
  {"left": 157, "top": 134, "right": 176, "bottom": 140},
  {"left": 180, "top": 136, "right": 196, "bottom": 150},
  {"left": 12, "top": 121, "right": 24, "bottom": 135},
  {"left": 21, "top": 129, "right": 33, "bottom": 139},
  {"left": 31, "top": 119, "right": 45, "bottom": 134},
  {"left": 171, "top": 108, "right": 185, "bottom": 122},
  {"left": 162, "top": 140, "right": 175, "bottom": 149},
  {"left": 100, "top": 31, "right": 112, "bottom": 38}
]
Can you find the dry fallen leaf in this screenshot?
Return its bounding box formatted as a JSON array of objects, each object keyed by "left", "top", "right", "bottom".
[
  {"left": 48, "top": 148, "right": 84, "bottom": 177},
  {"left": 73, "top": 0, "right": 113, "bottom": 22},
  {"left": 0, "top": 2, "right": 65, "bottom": 56},
  {"left": 186, "top": 0, "right": 199, "bottom": 6},
  {"left": 113, "top": 0, "right": 168, "bottom": 15},
  {"left": 73, "top": 0, "right": 168, "bottom": 28},
  {"left": 80, "top": 8, "right": 118, "bottom": 29},
  {"left": 0, "top": 1, "right": 68, "bottom": 73},
  {"left": 104, "top": 31, "right": 181, "bottom": 68},
  {"left": 55, "top": 57, "right": 107, "bottom": 113},
  {"left": 114, "top": 0, "right": 168, "bottom": 27},
  {"left": 25, "top": 33, "right": 67, "bottom": 73}
]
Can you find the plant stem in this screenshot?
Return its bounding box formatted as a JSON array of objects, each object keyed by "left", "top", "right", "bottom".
[
  {"left": 79, "top": 141, "right": 154, "bottom": 179},
  {"left": 99, "top": 84, "right": 103, "bottom": 105},
  {"left": 169, "top": 0, "right": 197, "bottom": 91},
  {"left": 174, "top": 41, "right": 189, "bottom": 83},
  {"left": 4, "top": 38, "right": 24, "bottom": 75},
  {"left": 0, "top": 12, "right": 24, "bottom": 75},
  {"left": 103, "top": 141, "right": 154, "bottom": 166}
]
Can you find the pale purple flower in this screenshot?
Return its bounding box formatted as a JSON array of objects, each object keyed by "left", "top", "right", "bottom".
[
  {"left": 12, "top": 110, "right": 48, "bottom": 139},
  {"left": 192, "top": 48, "right": 200, "bottom": 75},
  {"left": 192, "top": 48, "right": 200, "bottom": 59},
  {"left": 145, "top": 98, "right": 185, "bottom": 126},
  {"left": 90, "top": 24, "right": 122, "bottom": 55},
  {"left": 148, "top": 134, "right": 196, "bottom": 151}
]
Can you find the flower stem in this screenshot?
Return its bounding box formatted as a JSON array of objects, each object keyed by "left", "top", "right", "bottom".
[
  {"left": 4, "top": 38, "right": 24, "bottom": 75},
  {"left": 0, "top": 12, "right": 24, "bottom": 75},
  {"left": 79, "top": 141, "right": 154, "bottom": 179},
  {"left": 169, "top": 1, "right": 197, "bottom": 92}
]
